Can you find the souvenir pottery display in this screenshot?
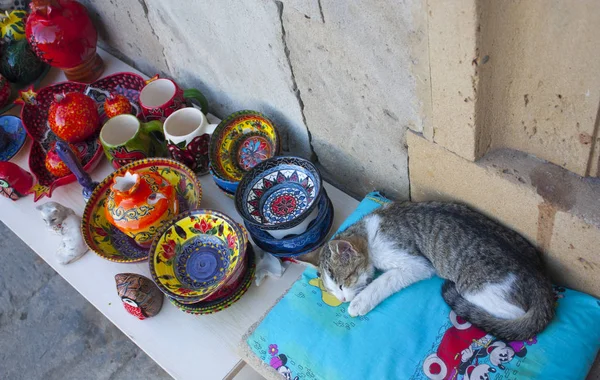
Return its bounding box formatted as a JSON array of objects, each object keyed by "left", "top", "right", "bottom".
[
  {"left": 81, "top": 158, "right": 202, "bottom": 263},
  {"left": 0, "top": 115, "right": 27, "bottom": 161},
  {"left": 115, "top": 273, "right": 164, "bottom": 320},
  {"left": 0, "top": 161, "right": 33, "bottom": 200},
  {"left": 139, "top": 76, "right": 208, "bottom": 121},
  {"left": 0, "top": 74, "right": 11, "bottom": 107},
  {"left": 169, "top": 245, "right": 256, "bottom": 315},
  {"left": 0, "top": 9, "right": 27, "bottom": 45},
  {"left": 100, "top": 114, "right": 167, "bottom": 169},
  {"left": 209, "top": 110, "right": 280, "bottom": 182},
  {"left": 209, "top": 167, "right": 237, "bottom": 199},
  {"left": 18, "top": 72, "right": 146, "bottom": 200},
  {"left": 37, "top": 201, "right": 88, "bottom": 264},
  {"left": 164, "top": 107, "right": 217, "bottom": 175},
  {"left": 104, "top": 94, "right": 132, "bottom": 118},
  {"left": 48, "top": 92, "right": 100, "bottom": 142},
  {"left": 26, "top": 0, "right": 104, "bottom": 82},
  {"left": 105, "top": 170, "right": 179, "bottom": 249},
  {"left": 148, "top": 209, "right": 246, "bottom": 303},
  {"left": 0, "top": 39, "right": 47, "bottom": 83}
]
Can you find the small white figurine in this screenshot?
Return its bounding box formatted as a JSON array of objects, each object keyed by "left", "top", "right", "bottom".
[{"left": 36, "top": 201, "right": 88, "bottom": 264}]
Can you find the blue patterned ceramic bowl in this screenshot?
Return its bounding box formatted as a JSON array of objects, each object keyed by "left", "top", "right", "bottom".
[
  {"left": 245, "top": 191, "right": 334, "bottom": 257},
  {"left": 235, "top": 156, "right": 323, "bottom": 231},
  {"left": 209, "top": 166, "right": 239, "bottom": 194}
]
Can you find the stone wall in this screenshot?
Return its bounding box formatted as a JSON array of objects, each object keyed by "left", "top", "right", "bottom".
[{"left": 79, "top": 0, "right": 430, "bottom": 200}]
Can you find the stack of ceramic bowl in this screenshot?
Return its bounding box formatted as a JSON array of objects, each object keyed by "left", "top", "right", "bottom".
[
  {"left": 235, "top": 156, "right": 334, "bottom": 257},
  {"left": 208, "top": 110, "right": 281, "bottom": 198},
  {"left": 148, "top": 209, "right": 256, "bottom": 315}
]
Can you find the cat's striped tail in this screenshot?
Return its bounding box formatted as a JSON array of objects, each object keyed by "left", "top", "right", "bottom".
[{"left": 441, "top": 279, "right": 555, "bottom": 341}]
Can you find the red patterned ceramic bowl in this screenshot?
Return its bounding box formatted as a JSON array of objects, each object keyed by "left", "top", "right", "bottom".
[{"left": 17, "top": 72, "right": 146, "bottom": 200}]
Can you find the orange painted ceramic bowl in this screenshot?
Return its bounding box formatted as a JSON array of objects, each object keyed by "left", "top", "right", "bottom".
[{"left": 81, "top": 158, "right": 202, "bottom": 263}]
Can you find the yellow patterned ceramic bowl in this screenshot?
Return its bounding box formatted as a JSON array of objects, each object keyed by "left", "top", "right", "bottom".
[
  {"left": 148, "top": 209, "right": 245, "bottom": 302},
  {"left": 208, "top": 110, "right": 280, "bottom": 182},
  {"left": 81, "top": 158, "right": 202, "bottom": 263}
]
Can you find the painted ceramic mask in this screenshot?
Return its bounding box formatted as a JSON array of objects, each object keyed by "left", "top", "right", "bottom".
[
  {"left": 115, "top": 273, "right": 164, "bottom": 320},
  {"left": 0, "top": 161, "right": 33, "bottom": 200},
  {"left": 105, "top": 170, "right": 179, "bottom": 248}
]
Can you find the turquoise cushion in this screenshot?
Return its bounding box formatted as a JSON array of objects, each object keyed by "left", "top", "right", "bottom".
[{"left": 247, "top": 192, "right": 600, "bottom": 379}]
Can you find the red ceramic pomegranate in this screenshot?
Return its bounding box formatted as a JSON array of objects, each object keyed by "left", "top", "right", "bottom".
[
  {"left": 48, "top": 92, "right": 100, "bottom": 143},
  {"left": 104, "top": 94, "right": 132, "bottom": 118},
  {"left": 26, "top": 0, "right": 104, "bottom": 83},
  {"left": 45, "top": 141, "right": 83, "bottom": 178}
]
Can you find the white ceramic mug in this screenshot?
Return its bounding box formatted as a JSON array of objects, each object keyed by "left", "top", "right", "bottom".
[{"left": 163, "top": 107, "right": 218, "bottom": 175}]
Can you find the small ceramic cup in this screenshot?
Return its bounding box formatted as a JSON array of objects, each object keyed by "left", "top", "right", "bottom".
[
  {"left": 100, "top": 114, "right": 167, "bottom": 169},
  {"left": 163, "top": 107, "right": 218, "bottom": 175},
  {"left": 139, "top": 77, "right": 208, "bottom": 122}
]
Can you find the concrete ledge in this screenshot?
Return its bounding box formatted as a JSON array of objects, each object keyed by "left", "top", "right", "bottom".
[{"left": 408, "top": 131, "right": 600, "bottom": 298}]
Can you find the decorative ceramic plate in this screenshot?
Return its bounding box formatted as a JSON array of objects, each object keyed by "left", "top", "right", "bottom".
[
  {"left": 0, "top": 115, "right": 27, "bottom": 161},
  {"left": 246, "top": 192, "right": 334, "bottom": 257},
  {"left": 209, "top": 110, "right": 280, "bottom": 182},
  {"left": 17, "top": 72, "right": 147, "bottom": 201},
  {"left": 235, "top": 156, "right": 322, "bottom": 230},
  {"left": 81, "top": 158, "right": 202, "bottom": 263},
  {"left": 169, "top": 246, "right": 256, "bottom": 315},
  {"left": 149, "top": 209, "right": 245, "bottom": 301}
]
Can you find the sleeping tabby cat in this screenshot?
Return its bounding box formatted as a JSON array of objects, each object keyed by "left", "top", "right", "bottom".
[{"left": 318, "top": 201, "right": 555, "bottom": 341}]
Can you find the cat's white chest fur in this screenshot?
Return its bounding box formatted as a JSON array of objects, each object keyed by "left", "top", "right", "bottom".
[{"left": 347, "top": 215, "right": 435, "bottom": 317}]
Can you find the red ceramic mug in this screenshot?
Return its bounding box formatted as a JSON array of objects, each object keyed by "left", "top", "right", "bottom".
[{"left": 139, "top": 76, "right": 208, "bottom": 121}]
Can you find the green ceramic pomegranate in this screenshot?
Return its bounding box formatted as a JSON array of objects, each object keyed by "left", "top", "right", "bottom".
[{"left": 0, "top": 39, "right": 46, "bottom": 83}]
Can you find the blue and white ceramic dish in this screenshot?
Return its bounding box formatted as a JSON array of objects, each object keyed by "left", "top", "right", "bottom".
[
  {"left": 0, "top": 115, "right": 27, "bottom": 161},
  {"left": 245, "top": 192, "right": 334, "bottom": 257},
  {"left": 235, "top": 156, "right": 323, "bottom": 231}
]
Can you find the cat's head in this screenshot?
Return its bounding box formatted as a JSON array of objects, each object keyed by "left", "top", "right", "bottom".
[
  {"left": 318, "top": 238, "right": 374, "bottom": 302},
  {"left": 36, "top": 201, "right": 69, "bottom": 228}
]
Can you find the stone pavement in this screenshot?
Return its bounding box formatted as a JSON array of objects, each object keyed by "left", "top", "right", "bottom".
[{"left": 0, "top": 221, "right": 172, "bottom": 380}]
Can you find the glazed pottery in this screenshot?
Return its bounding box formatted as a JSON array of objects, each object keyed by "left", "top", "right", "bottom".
[
  {"left": 209, "top": 110, "right": 280, "bottom": 181},
  {"left": 0, "top": 161, "right": 33, "bottom": 200},
  {"left": 0, "top": 115, "right": 26, "bottom": 161},
  {"left": 164, "top": 107, "right": 217, "bottom": 175},
  {"left": 48, "top": 92, "right": 100, "bottom": 143},
  {"left": 149, "top": 209, "right": 245, "bottom": 302},
  {"left": 105, "top": 170, "right": 179, "bottom": 248},
  {"left": 235, "top": 156, "right": 323, "bottom": 235},
  {"left": 115, "top": 273, "right": 164, "bottom": 320},
  {"left": 0, "top": 9, "right": 27, "bottom": 44},
  {"left": 100, "top": 114, "right": 167, "bottom": 169},
  {"left": 104, "top": 94, "right": 132, "bottom": 118},
  {"left": 44, "top": 141, "right": 82, "bottom": 178},
  {"left": 0, "top": 74, "right": 11, "bottom": 107},
  {"left": 139, "top": 76, "right": 208, "bottom": 121},
  {"left": 209, "top": 166, "right": 238, "bottom": 194},
  {"left": 82, "top": 158, "right": 202, "bottom": 263},
  {"left": 245, "top": 193, "right": 334, "bottom": 257},
  {"left": 26, "top": 0, "right": 104, "bottom": 82},
  {"left": 0, "top": 39, "right": 47, "bottom": 83},
  {"left": 36, "top": 201, "right": 88, "bottom": 264},
  {"left": 54, "top": 140, "right": 98, "bottom": 201},
  {"left": 169, "top": 246, "right": 256, "bottom": 315},
  {"left": 18, "top": 72, "right": 146, "bottom": 200}
]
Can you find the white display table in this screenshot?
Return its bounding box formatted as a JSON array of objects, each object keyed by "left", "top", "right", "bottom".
[{"left": 0, "top": 49, "right": 359, "bottom": 380}]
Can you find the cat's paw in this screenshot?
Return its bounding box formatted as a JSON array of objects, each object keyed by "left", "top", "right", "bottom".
[{"left": 348, "top": 294, "right": 374, "bottom": 317}]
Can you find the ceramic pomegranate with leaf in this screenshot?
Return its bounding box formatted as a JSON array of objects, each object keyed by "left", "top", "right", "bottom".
[
  {"left": 45, "top": 141, "right": 83, "bottom": 178},
  {"left": 104, "top": 94, "right": 132, "bottom": 118},
  {"left": 48, "top": 92, "right": 100, "bottom": 143}
]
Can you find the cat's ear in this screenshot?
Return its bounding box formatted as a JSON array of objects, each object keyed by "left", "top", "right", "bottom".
[{"left": 329, "top": 240, "right": 357, "bottom": 264}]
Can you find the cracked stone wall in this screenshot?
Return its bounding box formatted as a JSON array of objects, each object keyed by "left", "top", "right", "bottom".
[{"left": 79, "top": 0, "right": 430, "bottom": 199}]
